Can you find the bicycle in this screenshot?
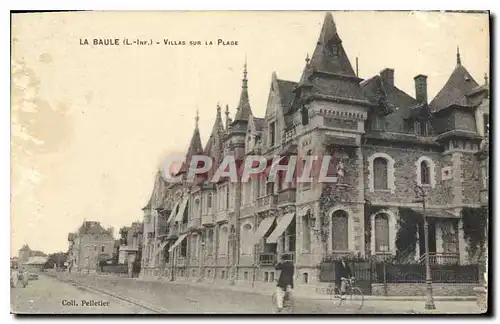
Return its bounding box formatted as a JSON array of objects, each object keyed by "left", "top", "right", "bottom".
[
  {"left": 271, "top": 285, "right": 294, "bottom": 314},
  {"left": 328, "top": 277, "right": 364, "bottom": 309}
]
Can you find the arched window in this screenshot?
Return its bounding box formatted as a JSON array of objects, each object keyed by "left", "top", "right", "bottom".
[
  {"left": 331, "top": 210, "right": 348, "bottom": 251},
  {"left": 302, "top": 211, "right": 311, "bottom": 252},
  {"left": 374, "top": 213, "right": 390, "bottom": 252},
  {"left": 219, "top": 226, "right": 228, "bottom": 255},
  {"left": 373, "top": 157, "right": 388, "bottom": 190},
  {"left": 420, "top": 161, "right": 430, "bottom": 185},
  {"left": 241, "top": 223, "right": 253, "bottom": 255},
  {"left": 207, "top": 229, "right": 214, "bottom": 255},
  {"left": 101, "top": 246, "right": 105, "bottom": 253},
  {"left": 207, "top": 193, "right": 212, "bottom": 210}
]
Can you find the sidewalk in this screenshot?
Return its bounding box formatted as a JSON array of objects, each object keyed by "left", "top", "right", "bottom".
[{"left": 136, "top": 275, "right": 476, "bottom": 302}]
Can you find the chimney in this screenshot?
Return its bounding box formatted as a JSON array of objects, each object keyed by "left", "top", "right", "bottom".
[
  {"left": 380, "top": 68, "right": 394, "bottom": 92},
  {"left": 414, "top": 74, "right": 428, "bottom": 104}
]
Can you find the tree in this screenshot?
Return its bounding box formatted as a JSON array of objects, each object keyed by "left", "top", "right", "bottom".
[{"left": 44, "top": 252, "right": 68, "bottom": 269}]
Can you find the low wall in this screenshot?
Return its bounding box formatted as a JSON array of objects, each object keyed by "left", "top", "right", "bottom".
[{"left": 372, "top": 283, "right": 476, "bottom": 296}]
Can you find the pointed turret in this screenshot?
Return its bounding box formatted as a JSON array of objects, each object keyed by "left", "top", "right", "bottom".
[
  {"left": 430, "top": 49, "right": 481, "bottom": 112},
  {"left": 309, "top": 12, "right": 356, "bottom": 77},
  {"left": 177, "top": 111, "right": 204, "bottom": 175},
  {"left": 232, "top": 59, "right": 253, "bottom": 123},
  {"left": 204, "top": 103, "right": 226, "bottom": 162},
  {"left": 293, "top": 12, "right": 369, "bottom": 110}
]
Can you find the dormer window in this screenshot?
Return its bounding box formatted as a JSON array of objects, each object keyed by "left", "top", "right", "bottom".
[
  {"left": 269, "top": 122, "right": 276, "bottom": 147},
  {"left": 371, "top": 115, "right": 385, "bottom": 131},
  {"left": 301, "top": 107, "right": 309, "bottom": 126}
]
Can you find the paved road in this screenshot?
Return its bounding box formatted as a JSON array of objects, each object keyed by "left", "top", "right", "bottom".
[
  {"left": 49, "top": 273, "right": 416, "bottom": 314},
  {"left": 10, "top": 274, "right": 154, "bottom": 314},
  {"left": 13, "top": 273, "right": 481, "bottom": 314}
]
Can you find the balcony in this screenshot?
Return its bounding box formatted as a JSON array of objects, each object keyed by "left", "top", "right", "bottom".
[
  {"left": 280, "top": 252, "right": 295, "bottom": 263},
  {"left": 187, "top": 217, "right": 201, "bottom": 230},
  {"left": 259, "top": 253, "right": 276, "bottom": 266},
  {"left": 277, "top": 188, "right": 296, "bottom": 205},
  {"left": 215, "top": 210, "right": 228, "bottom": 223},
  {"left": 201, "top": 213, "right": 215, "bottom": 226},
  {"left": 256, "top": 194, "right": 278, "bottom": 213}
]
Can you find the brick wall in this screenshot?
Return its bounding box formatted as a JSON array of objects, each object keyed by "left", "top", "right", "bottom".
[
  {"left": 460, "top": 153, "right": 481, "bottom": 205},
  {"left": 371, "top": 283, "right": 476, "bottom": 296}
]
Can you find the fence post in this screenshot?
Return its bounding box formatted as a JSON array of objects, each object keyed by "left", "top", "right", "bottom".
[{"left": 383, "top": 260, "right": 387, "bottom": 296}]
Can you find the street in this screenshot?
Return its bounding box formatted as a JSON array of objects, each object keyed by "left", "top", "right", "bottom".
[
  {"left": 10, "top": 274, "right": 154, "bottom": 314},
  {"left": 10, "top": 272, "right": 481, "bottom": 314}
]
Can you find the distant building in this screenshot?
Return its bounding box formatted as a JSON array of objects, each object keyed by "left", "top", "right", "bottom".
[
  {"left": 67, "top": 221, "right": 115, "bottom": 273},
  {"left": 24, "top": 256, "right": 48, "bottom": 272},
  {"left": 18, "top": 245, "right": 47, "bottom": 263},
  {"left": 118, "top": 222, "right": 143, "bottom": 265}
]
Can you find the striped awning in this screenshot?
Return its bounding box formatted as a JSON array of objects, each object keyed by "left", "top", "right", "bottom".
[
  {"left": 168, "top": 233, "right": 188, "bottom": 252},
  {"left": 266, "top": 212, "right": 296, "bottom": 243},
  {"left": 167, "top": 202, "right": 179, "bottom": 223},
  {"left": 173, "top": 197, "right": 189, "bottom": 222},
  {"left": 248, "top": 216, "right": 276, "bottom": 246}
]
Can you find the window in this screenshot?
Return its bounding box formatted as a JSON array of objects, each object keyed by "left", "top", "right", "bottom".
[
  {"left": 207, "top": 229, "right": 214, "bottom": 255},
  {"left": 414, "top": 121, "right": 421, "bottom": 135},
  {"left": 226, "top": 186, "right": 229, "bottom": 209},
  {"left": 207, "top": 193, "right": 212, "bottom": 210},
  {"left": 244, "top": 271, "right": 249, "bottom": 281},
  {"left": 266, "top": 181, "right": 274, "bottom": 196},
  {"left": 373, "top": 158, "right": 388, "bottom": 190},
  {"left": 303, "top": 273, "right": 309, "bottom": 284},
  {"left": 331, "top": 210, "right": 348, "bottom": 251},
  {"left": 219, "top": 226, "right": 228, "bottom": 255},
  {"left": 180, "top": 239, "right": 187, "bottom": 257},
  {"left": 420, "top": 161, "right": 430, "bottom": 185},
  {"left": 221, "top": 270, "right": 226, "bottom": 279},
  {"left": 241, "top": 224, "right": 253, "bottom": 255},
  {"left": 372, "top": 115, "right": 385, "bottom": 131},
  {"left": 192, "top": 235, "right": 198, "bottom": 258},
  {"left": 94, "top": 246, "right": 97, "bottom": 252},
  {"left": 301, "top": 107, "right": 309, "bottom": 126},
  {"left": 484, "top": 114, "right": 489, "bottom": 135},
  {"left": 270, "top": 122, "right": 276, "bottom": 147},
  {"left": 374, "top": 213, "right": 390, "bottom": 252},
  {"left": 101, "top": 246, "right": 105, "bottom": 253},
  {"left": 302, "top": 212, "right": 311, "bottom": 252}
]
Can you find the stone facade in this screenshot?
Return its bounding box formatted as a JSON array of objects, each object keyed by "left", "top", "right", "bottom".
[
  {"left": 140, "top": 13, "right": 490, "bottom": 286},
  {"left": 67, "top": 221, "right": 115, "bottom": 272}
]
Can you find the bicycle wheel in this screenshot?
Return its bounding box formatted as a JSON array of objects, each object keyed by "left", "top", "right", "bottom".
[
  {"left": 347, "top": 287, "right": 364, "bottom": 309},
  {"left": 271, "top": 292, "right": 279, "bottom": 314}
]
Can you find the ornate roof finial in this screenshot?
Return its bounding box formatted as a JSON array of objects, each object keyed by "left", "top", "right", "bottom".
[
  {"left": 484, "top": 72, "right": 489, "bottom": 85},
  {"left": 242, "top": 56, "right": 248, "bottom": 88},
  {"left": 195, "top": 108, "right": 199, "bottom": 129},
  {"left": 305, "top": 53, "right": 310, "bottom": 64},
  {"left": 216, "top": 102, "right": 221, "bottom": 112},
  {"left": 225, "top": 104, "right": 229, "bottom": 116},
  {"left": 456, "top": 46, "right": 461, "bottom": 65}
]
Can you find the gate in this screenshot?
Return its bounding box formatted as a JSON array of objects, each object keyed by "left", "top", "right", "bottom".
[{"left": 318, "top": 260, "right": 373, "bottom": 294}]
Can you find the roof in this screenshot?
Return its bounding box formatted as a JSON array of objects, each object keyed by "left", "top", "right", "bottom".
[
  {"left": 25, "top": 256, "right": 48, "bottom": 265},
  {"left": 276, "top": 79, "right": 298, "bottom": 115},
  {"left": 143, "top": 170, "right": 169, "bottom": 210},
  {"left": 233, "top": 62, "right": 253, "bottom": 123},
  {"left": 204, "top": 104, "right": 225, "bottom": 161},
  {"left": 361, "top": 73, "right": 419, "bottom": 133},
  {"left": 78, "top": 221, "right": 110, "bottom": 236},
  {"left": 177, "top": 123, "right": 204, "bottom": 175},
  {"left": 309, "top": 12, "right": 356, "bottom": 77},
  {"left": 253, "top": 117, "right": 265, "bottom": 132},
  {"left": 430, "top": 63, "right": 480, "bottom": 112},
  {"left": 19, "top": 244, "right": 30, "bottom": 251}
]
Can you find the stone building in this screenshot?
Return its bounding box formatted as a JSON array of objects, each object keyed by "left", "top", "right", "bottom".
[
  {"left": 67, "top": 221, "right": 115, "bottom": 273},
  {"left": 140, "top": 13, "right": 489, "bottom": 285},
  {"left": 18, "top": 245, "right": 47, "bottom": 263}
]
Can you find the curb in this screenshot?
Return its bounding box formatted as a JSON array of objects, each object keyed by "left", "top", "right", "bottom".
[{"left": 145, "top": 278, "right": 477, "bottom": 302}]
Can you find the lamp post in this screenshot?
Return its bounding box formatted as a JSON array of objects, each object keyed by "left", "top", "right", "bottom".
[
  {"left": 197, "top": 240, "right": 205, "bottom": 282},
  {"left": 414, "top": 185, "right": 436, "bottom": 310}
]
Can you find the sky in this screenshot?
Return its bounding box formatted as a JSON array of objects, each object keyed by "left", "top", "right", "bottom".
[{"left": 10, "top": 11, "right": 489, "bottom": 256}]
